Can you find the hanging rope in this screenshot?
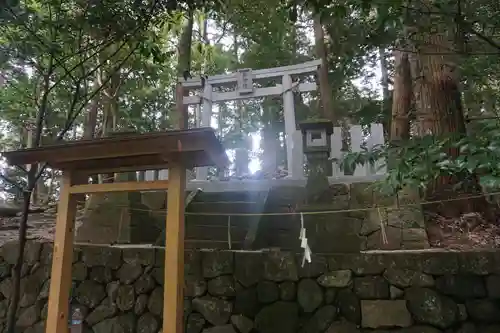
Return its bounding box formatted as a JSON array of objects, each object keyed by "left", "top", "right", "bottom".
[
  {"left": 378, "top": 207, "right": 389, "bottom": 245},
  {"left": 299, "top": 212, "right": 312, "bottom": 267}
]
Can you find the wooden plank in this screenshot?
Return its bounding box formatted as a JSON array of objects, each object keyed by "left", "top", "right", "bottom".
[
  {"left": 59, "top": 150, "right": 225, "bottom": 174},
  {"left": 45, "top": 172, "right": 79, "bottom": 333},
  {"left": 2, "top": 128, "right": 228, "bottom": 169},
  {"left": 180, "top": 59, "right": 322, "bottom": 88},
  {"left": 69, "top": 180, "right": 169, "bottom": 194},
  {"left": 162, "top": 162, "right": 186, "bottom": 333},
  {"left": 183, "top": 83, "right": 317, "bottom": 105}
]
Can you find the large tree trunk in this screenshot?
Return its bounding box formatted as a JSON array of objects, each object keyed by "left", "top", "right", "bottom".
[
  {"left": 410, "top": 0, "right": 489, "bottom": 218},
  {"left": 390, "top": 48, "right": 412, "bottom": 143},
  {"left": 84, "top": 77, "right": 100, "bottom": 184},
  {"left": 379, "top": 47, "right": 391, "bottom": 137},
  {"left": 175, "top": 10, "right": 194, "bottom": 130},
  {"left": 101, "top": 67, "right": 120, "bottom": 183},
  {"left": 313, "top": 14, "right": 335, "bottom": 123}
]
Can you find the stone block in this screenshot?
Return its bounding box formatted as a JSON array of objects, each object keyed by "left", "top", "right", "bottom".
[
  {"left": 76, "top": 192, "right": 161, "bottom": 244},
  {"left": 422, "top": 252, "right": 459, "bottom": 275},
  {"left": 202, "top": 251, "right": 234, "bottom": 278},
  {"left": 230, "top": 315, "right": 253, "bottom": 333},
  {"left": 349, "top": 183, "right": 374, "bottom": 207},
  {"left": 185, "top": 275, "right": 207, "bottom": 297},
  {"left": 235, "top": 252, "right": 263, "bottom": 287},
  {"left": 486, "top": 275, "right": 500, "bottom": 298},
  {"left": 365, "top": 226, "right": 402, "bottom": 250},
  {"left": 122, "top": 248, "right": 155, "bottom": 266},
  {"left": 306, "top": 214, "right": 363, "bottom": 253},
  {"left": 458, "top": 252, "right": 496, "bottom": 275},
  {"left": 387, "top": 207, "right": 425, "bottom": 229},
  {"left": 436, "top": 275, "right": 486, "bottom": 299},
  {"left": 257, "top": 281, "right": 279, "bottom": 303},
  {"left": 353, "top": 276, "right": 389, "bottom": 299},
  {"left": 301, "top": 305, "right": 337, "bottom": 333},
  {"left": 405, "top": 287, "right": 458, "bottom": 329},
  {"left": 402, "top": 228, "right": 430, "bottom": 249},
  {"left": 465, "top": 299, "right": 500, "bottom": 323},
  {"left": 193, "top": 296, "right": 232, "bottom": 325},
  {"left": 297, "top": 254, "right": 327, "bottom": 278},
  {"left": 80, "top": 246, "right": 122, "bottom": 269},
  {"left": 262, "top": 251, "right": 297, "bottom": 282},
  {"left": 383, "top": 268, "right": 434, "bottom": 288},
  {"left": 361, "top": 300, "right": 412, "bottom": 328},
  {"left": 317, "top": 270, "right": 352, "bottom": 288},
  {"left": 360, "top": 210, "right": 384, "bottom": 236},
  {"left": 337, "top": 289, "right": 361, "bottom": 324},
  {"left": 330, "top": 195, "right": 350, "bottom": 210},
  {"left": 254, "top": 302, "right": 299, "bottom": 333},
  {"left": 297, "top": 279, "right": 323, "bottom": 313},
  {"left": 329, "top": 253, "right": 386, "bottom": 275},
  {"left": 279, "top": 281, "right": 296, "bottom": 301}
]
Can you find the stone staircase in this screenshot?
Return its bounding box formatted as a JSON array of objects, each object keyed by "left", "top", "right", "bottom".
[
  {"left": 76, "top": 181, "right": 430, "bottom": 252},
  {"left": 154, "top": 189, "right": 275, "bottom": 250}
]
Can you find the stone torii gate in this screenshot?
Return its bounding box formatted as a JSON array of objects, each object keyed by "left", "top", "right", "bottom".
[{"left": 180, "top": 59, "right": 322, "bottom": 180}]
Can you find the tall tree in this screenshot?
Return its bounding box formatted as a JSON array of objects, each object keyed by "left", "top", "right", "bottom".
[{"left": 314, "top": 14, "right": 335, "bottom": 122}]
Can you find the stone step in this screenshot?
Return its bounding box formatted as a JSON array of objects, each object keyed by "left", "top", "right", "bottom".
[
  {"left": 185, "top": 224, "right": 247, "bottom": 241},
  {"left": 193, "top": 191, "right": 266, "bottom": 203},
  {"left": 187, "top": 201, "right": 262, "bottom": 214}
]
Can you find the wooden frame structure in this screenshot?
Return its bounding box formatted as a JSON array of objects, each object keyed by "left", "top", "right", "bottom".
[{"left": 2, "top": 128, "right": 228, "bottom": 333}]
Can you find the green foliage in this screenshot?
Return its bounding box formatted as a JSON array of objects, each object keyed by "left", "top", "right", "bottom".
[{"left": 339, "top": 120, "right": 500, "bottom": 195}]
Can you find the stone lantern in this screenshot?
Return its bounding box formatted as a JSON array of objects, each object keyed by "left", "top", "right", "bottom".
[
  {"left": 299, "top": 120, "right": 334, "bottom": 203},
  {"left": 299, "top": 120, "right": 333, "bottom": 173}
]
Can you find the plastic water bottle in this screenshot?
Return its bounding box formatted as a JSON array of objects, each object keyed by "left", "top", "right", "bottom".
[{"left": 70, "top": 307, "right": 83, "bottom": 333}]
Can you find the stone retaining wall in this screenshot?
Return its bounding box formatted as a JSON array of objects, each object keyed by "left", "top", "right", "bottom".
[{"left": 1, "top": 242, "right": 500, "bottom": 333}]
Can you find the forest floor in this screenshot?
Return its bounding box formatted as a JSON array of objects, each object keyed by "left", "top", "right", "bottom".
[
  {"left": 425, "top": 211, "right": 500, "bottom": 250},
  {"left": 0, "top": 204, "right": 499, "bottom": 250},
  {"left": 0, "top": 203, "right": 85, "bottom": 246}
]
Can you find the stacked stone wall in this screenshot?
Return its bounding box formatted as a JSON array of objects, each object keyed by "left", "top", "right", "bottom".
[{"left": 0, "top": 242, "right": 499, "bottom": 333}]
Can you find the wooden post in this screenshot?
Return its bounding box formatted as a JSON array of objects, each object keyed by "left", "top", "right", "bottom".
[
  {"left": 46, "top": 172, "right": 78, "bottom": 333},
  {"left": 162, "top": 162, "right": 186, "bottom": 333}
]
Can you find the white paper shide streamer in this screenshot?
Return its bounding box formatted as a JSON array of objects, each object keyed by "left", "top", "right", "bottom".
[{"left": 299, "top": 212, "right": 312, "bottom": 267}]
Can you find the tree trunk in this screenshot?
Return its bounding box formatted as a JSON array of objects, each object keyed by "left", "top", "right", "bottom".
[
  {"left": 379, "top": 47, "right": 391, "bottom": 137},
  {"left": 101, "top": 65, "right": 120, "bottom": 183},
  {"left": 410, "top": 0, "right": 489, "bottom": 218},
  {"left": 175, "top": 10, "right": 194, "bottom": 130},
  {"left": 390, "top": 48, "right": 412, "bottom": 142},
  {"left": 313, "top": 14, "right": 335, "bottom": 123},
  {"left": 83, "top": 77, "right": 100, "bottom": 184}
]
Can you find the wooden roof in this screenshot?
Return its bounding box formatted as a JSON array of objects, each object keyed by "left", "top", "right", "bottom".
[{"left": 2, "top": 128, "right": 229, "bottom": 173}]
